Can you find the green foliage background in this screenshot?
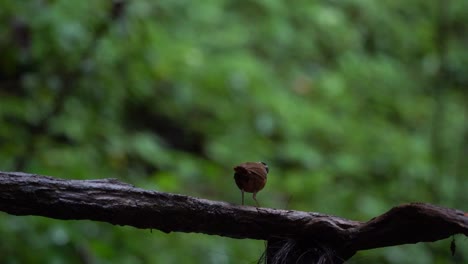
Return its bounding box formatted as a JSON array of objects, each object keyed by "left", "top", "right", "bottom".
[{"left": 1, "top": 0, "right": 467, "bottom": 263}]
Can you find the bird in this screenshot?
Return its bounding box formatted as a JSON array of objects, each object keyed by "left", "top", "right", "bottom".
[{"left": 233, "top": 161, "right": 269, "bottom": 206}]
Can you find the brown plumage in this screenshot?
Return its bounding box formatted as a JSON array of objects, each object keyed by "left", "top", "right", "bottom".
[{"left": 233, "top": 161, "right": 269, "bottom": 206}]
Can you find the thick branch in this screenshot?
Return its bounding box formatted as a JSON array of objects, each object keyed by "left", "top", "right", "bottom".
[{"left": 1, "top": 171, "right": 467, "bottom": 258}]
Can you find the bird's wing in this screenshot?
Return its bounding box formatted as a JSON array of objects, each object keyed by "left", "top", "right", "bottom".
[{"left": 243, "top": 163, "right": 268, "bottom": 179}]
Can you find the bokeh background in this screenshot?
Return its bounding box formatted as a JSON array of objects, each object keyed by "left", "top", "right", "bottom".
[{"left": 1, "top": 0, "right": 467, "bottom": 263}]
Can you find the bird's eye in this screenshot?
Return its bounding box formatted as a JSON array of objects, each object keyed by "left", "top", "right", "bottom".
[{"left": 260, "top": 162, "right": 269, "bottom": 173}]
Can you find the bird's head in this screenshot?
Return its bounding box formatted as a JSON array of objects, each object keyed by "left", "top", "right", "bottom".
[{"left": 260, "top": 161, "right": 269, "bottom": 174}]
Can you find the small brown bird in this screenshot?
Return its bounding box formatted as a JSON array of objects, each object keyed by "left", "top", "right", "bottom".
[{"left": 233, "top": 161, "right": 269, "bottom": 206}]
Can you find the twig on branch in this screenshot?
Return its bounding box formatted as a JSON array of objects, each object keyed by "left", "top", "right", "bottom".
[{"left": 1, "top": 171, "right": 467, "bottom": 261}]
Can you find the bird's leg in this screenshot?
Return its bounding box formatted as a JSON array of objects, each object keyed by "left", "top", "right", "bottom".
[
  {"left": 253, "top": 192, "right": 260, "bottom": 207},
  {"left": 241, "top": 190, "right": 245, "bottom": 205}
]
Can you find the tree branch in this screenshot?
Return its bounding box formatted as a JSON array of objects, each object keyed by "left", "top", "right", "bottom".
[{"left": 1, "top": 171, "right": 467, "bottom": 261}]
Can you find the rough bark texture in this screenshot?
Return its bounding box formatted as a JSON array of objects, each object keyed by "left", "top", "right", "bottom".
[{"left": 1, "top": 171, "right": 467, "bottom": 262}]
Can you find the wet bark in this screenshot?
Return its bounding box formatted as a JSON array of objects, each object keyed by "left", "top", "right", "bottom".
[{"left": 1, "top": 171, "right": 467, "bottom": 263}]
